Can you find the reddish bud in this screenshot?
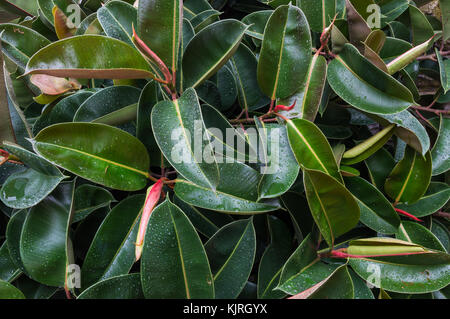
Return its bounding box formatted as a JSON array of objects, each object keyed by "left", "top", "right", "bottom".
[{"left": 135, "top": 178, "right": 164, "bottom": 261}]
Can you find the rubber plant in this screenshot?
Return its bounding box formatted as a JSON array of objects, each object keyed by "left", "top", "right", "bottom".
[{"left": 0, "top": 0, "right": 449, "bottom": 300}]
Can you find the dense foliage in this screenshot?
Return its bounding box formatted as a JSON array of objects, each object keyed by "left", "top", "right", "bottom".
[{"left": 0, "top": 0, "right": 449, "bottom": 299}]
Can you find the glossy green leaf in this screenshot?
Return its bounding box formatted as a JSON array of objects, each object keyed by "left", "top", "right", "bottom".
[
  {"left": 25, "top": 35, "right": 154, "bottom": 79},
  {"left": 205, "top": 218, "right": 256, "bottom": 299},
  {"left": 0, "top": 141, "right": 65, "bottom": 209},
  {"left": 137, "top": 0, "right": 181, "bottom": 73},
  {"left": 229, "top": 44, "right": 269, "bottom": 111},
  {"left": 0, "top": 168, "right": 65, "bottom": 209},
  {"left": 191, "top": 9, "right": 221, "bottom": 32},
  {"left": 0, "top": 23, "right": 51, "bottom": 70},
  {"left": 136, "top": 81, "right": 164, "bottom": 163},
  {"left": 379, "top": 0, "right": 409, "bottom": 27},
  {"left": 296, "top": 0, "right": 335, "bottom": 32},
  {"left": 5, "top": 209, "right": 28, "bottom": 273},
  {"left": 173, "top": 195, "right": 233, "bottom": 238},
  {"left": 141, "top": 199, "right": 214, "bottom": 299},
  {"left": 277, "top": 234, "right": 340, "bottom": 295},
  {"left": 278, "top": 54, "right": 327, "bottom": 122},
  {"left": 33, "top": 123, "right": 150, "bottom": 191},
  {"left": 436, "top": 49, "right": 450, "bottom": 93},
  {"left": 257, "top": 4, "right": 312, "bottom": 100},
  {"left": 396, "top": 221, "right": 446, "bottom": 252},
  {"left": 20, "top": 181, "right": 75, "bottom": 286},
  {"left": 97, "top": 0, "right": 137, "bottom": 46},
  {"left": 431, "top": 116, "right": 450, "bottom": 175},
  {"left": 183, "top": 0, "right": 213, "bottom": 19},
  {"left": 328, "top": 44, "right": 414, "bottom": 114},
  {"left": 0, "top": 0, "right": 39, "bottom": 16},
  {"left": 396, "top": 182, "right": 450, "bottom": 218},
  {"left": 289, "top": 265, "right": 353, "bottom": 299},
  {"left": 241, "top": 10, "right": 272, "bottom": 43},
  {"left": 385, "top": 146, "right": 432, "bottom": 204},
  {"left": 183, "top": 19, "right": 247, "bottom": 88},
  {"left": 151, "top": 88, "right": 219, "bottom": 189},
  {"left": 257, "top": 216, "right": 293, "bottom": 299},
  {"left": 431, "top": 219, "right": 450, "bottom": 253},
  {"left": 349, "top": 268, "right": 374, "bottom": 299},
  {"left": 303, "top": 169, "right": 360, "bottom": 247},
  {"left": 78, "top": 273, "right": 144, "bottom": 299},
  {"left": 2, "top": 141, "right": 61, "bottom": 176},
  {"left": 72, "top": 184, "right": 114, "bottom": 223},
  {"left": 286, "top": 118, "right": 342, "bottom": 183},
  {"left": 81, "top": 194, "right": 144, "bottom": 289},
  {"left": 345, "top": 176, "right": 400, "bottom": 234},
  {"left": 73, "top": 86, "right": 141, "bottom": 125},
  {"left": 409, "top": 4, "right": 434, "bottom": 46},
  {"left": 349, "top": 251, "right": 450, "bottom": 294},
  {"left": 440, "top": 0, "right": 450, "bottom": 40},
  {"left": 174, "top": 161, "right": 280, "bottom": 213},
  {"left": 0, "top": 280, "right": 25, "bottom": 299},
  {"left": 2, "top": 66, "right": 33, "bottom": 150},
  {"left": 345, "top": 0, "right": 371, "bottom": 52},
  {"left": 372, "top": 109, "right": 430, "bottom": 155},
  {"left": 256, "top": 121, "right": 299, "bottom": 199},
  {"left": 32, "top": 91, "right": 94, "bottom": 134},
  {"left": 0, "top": 242, "right": 20, "bottom": 282},
  {"left": 201, "top": 103, "right": 255, "bottom": 162}
]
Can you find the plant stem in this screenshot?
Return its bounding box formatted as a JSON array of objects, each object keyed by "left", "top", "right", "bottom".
[{"left": 411, "top": 105, "right": 450, "bottom": 114}]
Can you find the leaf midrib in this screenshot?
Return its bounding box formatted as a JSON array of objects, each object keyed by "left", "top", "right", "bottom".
[{"left": 35, "top": 142, "right": 149, "bottom": 177}]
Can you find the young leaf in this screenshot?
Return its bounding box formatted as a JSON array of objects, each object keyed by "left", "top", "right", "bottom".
[{"left": 341, "top": 124, "right": 395, "bottom": 165}]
